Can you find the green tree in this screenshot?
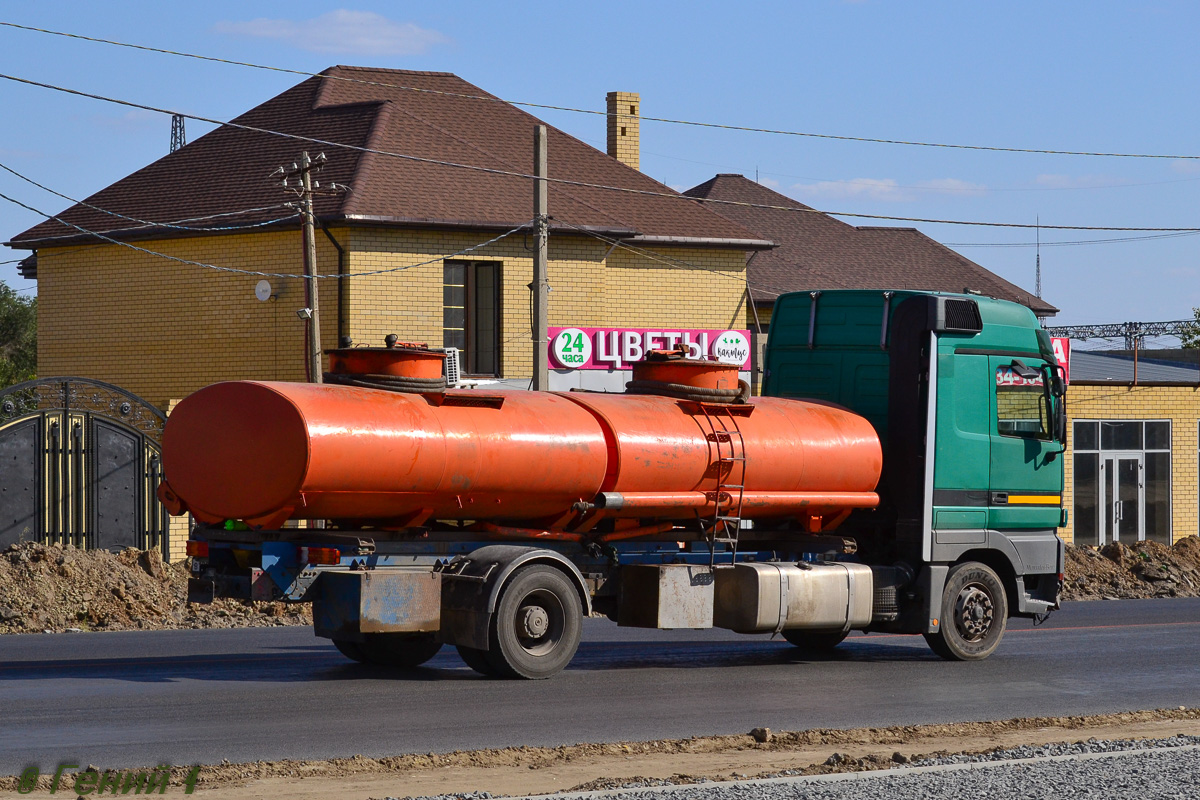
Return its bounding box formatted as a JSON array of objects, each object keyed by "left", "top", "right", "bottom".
[
  {"left": 0, "top": 280, "right": 36, "bottom": 388},
  {"left": 1183, "top": 307, "right": 1200, "bottom": 349}
]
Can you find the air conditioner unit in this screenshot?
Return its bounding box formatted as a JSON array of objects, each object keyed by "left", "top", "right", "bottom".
[{"left": 442, "top": 347, "right": 461, "bottom": 387}]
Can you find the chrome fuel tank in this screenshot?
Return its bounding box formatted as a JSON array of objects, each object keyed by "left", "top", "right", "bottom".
[{"left": 713, "top": 562, "right": 873, "bottom": 633}]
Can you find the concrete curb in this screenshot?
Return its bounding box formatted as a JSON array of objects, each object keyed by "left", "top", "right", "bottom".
[{"left": 512, "top": 742, "right": 1200, "bottom": 799}]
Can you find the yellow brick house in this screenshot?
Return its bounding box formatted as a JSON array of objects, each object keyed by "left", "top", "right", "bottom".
[
  {"left": 7, "top": 68, "right": 769, "bottom": 410},
  {"left": 1058, "top": 352, "right": 1200, "bottom": 547}
]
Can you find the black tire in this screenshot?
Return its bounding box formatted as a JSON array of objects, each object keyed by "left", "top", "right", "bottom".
[
  {"left": 456, "top": 645, "right": 500, "bottom": 676},
  {"left": 923, "top": 562, "right": 1008, "bottom": 661},
  {"left": 331, "top": 638, "right": 368, "bottom": 663},
  {"left": 781, "top": 629, "right": 849, "bottom": 651},
  {"left": 487, "top": 564, "right": 583, "bottom": 680},
  {"left": 333, "top": 634, "right": 442, "bottom": 668},
  {"left": 360, "top": 633, "right": 443, "bottom": 668}
]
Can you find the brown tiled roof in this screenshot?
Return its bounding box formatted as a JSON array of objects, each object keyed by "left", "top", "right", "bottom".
[
  {"left": 9, "top": 68, "right": 760, "bottom": 249},
  {"left": 684, "top": 174, "right": 1057, "bottom": 316}
]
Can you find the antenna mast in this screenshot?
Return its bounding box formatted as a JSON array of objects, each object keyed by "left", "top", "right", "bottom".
[
  {"left": 170, "top": 114, "right": 186, "bottom": 153},
  {"left": 1035, "top": 216, "right": 1042, "bottom": 299}
]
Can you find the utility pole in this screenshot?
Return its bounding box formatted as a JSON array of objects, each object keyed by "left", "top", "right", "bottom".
[
  {"left": 531, "top": 125, "right": 550, "bottom": 391},
  {"left": 300, "top": 152, "right": 322, "bottom": 384},
  {"left": 273, "top": 152, "right": 347, "bottom": 384}
]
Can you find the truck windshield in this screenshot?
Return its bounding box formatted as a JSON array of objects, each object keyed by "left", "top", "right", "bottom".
[{"left": 996, "top": 366, "right": 1049, "bottom": 438}]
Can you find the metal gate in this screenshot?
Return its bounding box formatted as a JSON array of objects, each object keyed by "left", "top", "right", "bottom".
[{"left": 0, "top": 377, "right": 169, "bottom": 554}]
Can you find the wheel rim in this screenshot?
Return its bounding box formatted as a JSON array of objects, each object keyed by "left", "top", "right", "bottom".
[
  {"left": 512, "top": 588, "right": 565, "bottom": 657},
  {"left": 953, "top": 583, "right": 995, "bottom": 642}
]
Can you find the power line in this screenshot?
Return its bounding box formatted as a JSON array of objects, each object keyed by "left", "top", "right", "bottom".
[
  {"left": 0, "top": 159, "right": 296, "bottom": 233},
  {"left": 555, "top": 217, "right": 806, "bottom": 300},
  {"left": 945, "top": 231, "right": 1200, "bottom": 248},
  {"left": 577, "top": 136, "right": 1194, "bottom": 194},
  {"left": 1, "top": 154, "right": 794, "bottom": 298},
  {"left": 0, "top": 188, "right": 531, "bottom": 279},
  {"left": 557, "top": 217, "right": 752, "bottom": 286},
  {"left": 3, "top": 20, "right": 1198, "bottom": 162},
  {"left": 3, "top": 72, "right": 1198, "bottom": 235}
]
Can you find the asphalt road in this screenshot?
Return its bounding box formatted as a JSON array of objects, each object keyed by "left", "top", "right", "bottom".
[{"left": 1, "top": 598, "right": 1198, "bottom": 773}]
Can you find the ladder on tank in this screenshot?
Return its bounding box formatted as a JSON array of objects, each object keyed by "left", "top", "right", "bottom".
[{"left": 696, "top": 406, "right": 747, "bottom": 567}]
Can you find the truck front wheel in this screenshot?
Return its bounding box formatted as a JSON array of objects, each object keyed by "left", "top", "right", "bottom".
[
  {"left": 487, "top": 564, "right": 582, "bottom": 679},
  {"left": 923, "top": 562, "right": 1008, "bottom": 661}
]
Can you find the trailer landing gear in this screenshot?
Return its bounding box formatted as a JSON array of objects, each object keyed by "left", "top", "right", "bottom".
[{"left": 924, "top": 561, "right": 1008, "bottom": 661}]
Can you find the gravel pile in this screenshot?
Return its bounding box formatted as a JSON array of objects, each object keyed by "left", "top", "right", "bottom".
[
  {"left": 0, "top": 541, "right": 310, "bottom": 634},
  {"left": 417, "top": 737, "right": 1200, "bottom": 800},
  {"left": 1061, "top": 536, "right": 1200, "bottom": 600},
  {"left": 759, "top": 747, "right": 1200, "bottom": 800},
  {"left": 907, "top": 734, "right": 1200, "bottom": 766}
]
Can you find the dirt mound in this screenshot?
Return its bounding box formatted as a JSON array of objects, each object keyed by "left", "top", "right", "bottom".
[
  {"left": 1062, "top": 536, "right": 1200, "bottom": 600},
  {"left": 0, "top": 541, "right": 309, "bottom": 634},
  {"left": 4, "top": 535, "right": 1198, "bottom": 636}
]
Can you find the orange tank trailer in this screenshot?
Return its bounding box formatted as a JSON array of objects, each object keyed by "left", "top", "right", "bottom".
[{"left": 159, "top": 381, "right": 881, "bottom": 533}]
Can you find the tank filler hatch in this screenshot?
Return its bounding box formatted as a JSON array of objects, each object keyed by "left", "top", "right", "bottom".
[{"left": 323, "top": 336, "right": 449, "bottom": 393}]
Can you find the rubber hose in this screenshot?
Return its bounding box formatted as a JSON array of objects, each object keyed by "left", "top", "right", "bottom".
[
  {"left": 624, "top": 379, "right": 750, "bottom": 404},
  {"left": 323, "top": 372, "right": 448, "bottom": 393}
]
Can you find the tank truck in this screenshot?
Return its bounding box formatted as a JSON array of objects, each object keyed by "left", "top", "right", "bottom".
[{"left": 161, "top": 289, "right": 1067, "bottom": 678}]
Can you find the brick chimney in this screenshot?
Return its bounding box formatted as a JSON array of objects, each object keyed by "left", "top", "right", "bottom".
[{"left": 606, "top": 91, "right": 640, "bottom": 170}]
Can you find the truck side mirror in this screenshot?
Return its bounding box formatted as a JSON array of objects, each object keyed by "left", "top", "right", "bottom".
[
  {"left": 1010, "top": 359, "right": 1041, "bottom": 381},
  {"left": 1040, "top": 364, "right": 1068, "bottom": 445}
]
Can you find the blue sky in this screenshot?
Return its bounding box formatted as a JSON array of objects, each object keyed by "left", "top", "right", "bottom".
[{"left": 2, "top": 1, "right": 1198, "bottom": 337}]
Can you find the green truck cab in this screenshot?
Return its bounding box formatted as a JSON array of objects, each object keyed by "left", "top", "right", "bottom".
[{"left": 763, "top": 289, "right": 1066, "bottom": 659}]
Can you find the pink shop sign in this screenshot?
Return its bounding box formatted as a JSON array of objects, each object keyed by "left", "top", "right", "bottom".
[{"left": 548, "top": 327, "right": 752, "bottom": 370}]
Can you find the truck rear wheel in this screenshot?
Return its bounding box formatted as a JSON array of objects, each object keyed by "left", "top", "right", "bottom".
[
  {"left": 487, "top": 564, "right": 582, "bottom": 679},
  {"left": 924, "top": 562, "right": 1008, "bottom": 661},
  {"left": 332, "top": 638, "right": 367, "bottom": 663},
  {"left": 333, "top": 634, "right": 443, "bottom": 668},
  {"left": 781, "top": 629, "right": 849, "bottom": 652},
  {"left": 457, "top": 645, "right": 500, "bottom": 676},
  {"left": 362, "top": 633, "right": 443, "bottom": 668}
]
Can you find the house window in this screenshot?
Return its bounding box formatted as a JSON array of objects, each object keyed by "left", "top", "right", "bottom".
[
  {"left": 1072, "top": 419, "right": 1171, "bottom": 546},
  {"left": 443, "top": 261, "right": 500, "bottom": 376}
]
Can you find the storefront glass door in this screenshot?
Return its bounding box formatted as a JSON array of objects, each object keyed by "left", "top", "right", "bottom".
[{"left": 1101, "top": 454, "right": 1143, "bottom": 544}]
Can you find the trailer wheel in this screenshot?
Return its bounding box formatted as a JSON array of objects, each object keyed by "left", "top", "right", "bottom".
[
  {"left": 923, "top": 562, "right": 1008, "bottom": 661},
  {"left": 487, "top": 564, "right": 582, "bottom": 679},
  {"left": 332, "top": 638, "right": 368, "bottom": 663},
  {"left": 359, "top": 633, "right": 443, "bottom": 669},
  {"left": 456, "top": 645, "right": 500, "bottom": 677},
  {"left": 781, "top": 629, "right": 849, "bottom": 652}
]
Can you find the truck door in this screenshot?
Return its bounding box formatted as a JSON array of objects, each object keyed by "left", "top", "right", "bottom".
[{"left": 988, "top": 357, "right": 1062, "bottom": 531}]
